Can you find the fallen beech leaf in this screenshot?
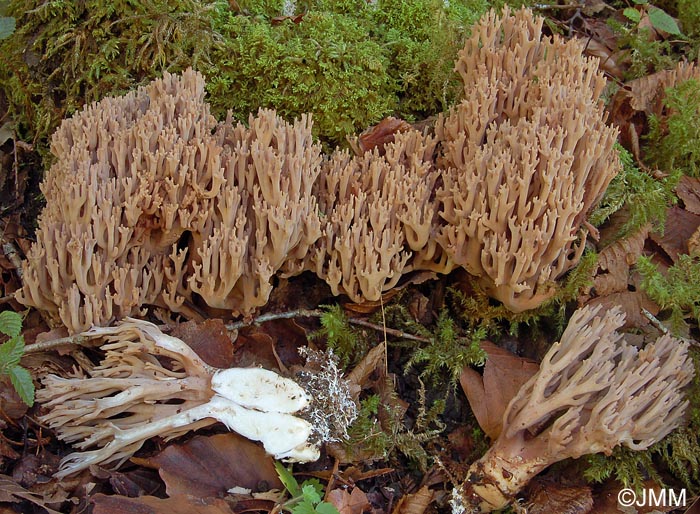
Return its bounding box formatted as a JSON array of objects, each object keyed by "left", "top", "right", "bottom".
[
  {"left": 91, "top": 493, "right": 234, "bottom": 514},
  {"left": 588, "top": 291, "right": 659, "bottom": 329},
  {"left": 392, "top": 485, "right": 433, "bottom": 514},
  {"left": 169, "top": 319, "right": 235, "bottom": 369},
  {"left": 0, "top": 475, "right": 63, "bottom": 514},
  {"left": 346, "top": 343, "right": 386, "bottom": 392},
  {"left": 651, "top": 206, "right": 700, "bottom": 261},
  {"left": 139, "top": 433, "right": 282, "bottom": 498},
  {"left": 676, "top": 175, "right": 700, "bottom": 215},
  {"left": 524, "top": 479, "right": 593, "bottom": 514},
  {"left": 357, "top": 117, "right": 412, "bottom": 155},
  {"left": 589, "top": 225, "right": 650, "bottom": 298},
  {"left": 327, "top": 487, "right": 371, "bottom": 514},
  {"left": 460, "top": 341, "right": 539, "bottom": 439}
]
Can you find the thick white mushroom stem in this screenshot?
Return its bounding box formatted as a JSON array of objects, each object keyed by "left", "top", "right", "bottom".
[
  {"left": 37, "top": 318, "right": 319, "bottom": 479},
  {"left": 452, "top": 305, "right": 694, "bottom": 514}
]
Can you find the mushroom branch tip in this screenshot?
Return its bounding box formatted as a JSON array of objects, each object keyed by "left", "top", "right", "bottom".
[
  {"left": 37, "top": 318, "right": 357, "bottom": 478},
  {"left": 452, "top": 304, "right": 695, "bottom": 514}
]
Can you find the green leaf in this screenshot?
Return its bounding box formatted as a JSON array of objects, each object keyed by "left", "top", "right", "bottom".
[
  {"left": 7, "top": 365, "right": 34, "bottom": 407},
  {"left": 301, "top": 484, "right": 321, "bottom": 504},
  {"left": 275, "top": 462, "right": 302, "bottom": 498},
  {"left": 648, "top": 8, "right": 683, "bottom": 36},
  {"left": 0, "top": 336, "right": 24, "bottom": 368},
  {"left": 623, "top": 7, "right": 641, "bottom": 23},
  {"left": 0, "top": 16, "right": 14, "bottom": 40},
  {"left": 0, "top": 310, "right": 22, "bottom": 338},
  {"left": 291, "top": 499, "right": 317, "bottom": 514},
  {"left": 631, "top": 0, "right": 648, "bottom": 4},
  {"left": 315, "top": 502, "right": 340, "bottom": 514}
]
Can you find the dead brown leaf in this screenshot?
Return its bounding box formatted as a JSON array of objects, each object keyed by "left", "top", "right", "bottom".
[
  {"left": 459, "top": 341, "right": 539, "bottom": 439},
  {"left": 589, "top": 225, "right": 650, "bottom": 298},
  {"left": 651, "top": 206, "right": 700, "bottom": 261},
  {"left": 169, "top": 319, "right": 235, "bottom": 369},
  {"left": 355, "top": 117, "right": 412, "bottom": 156},
  {"left": 327, "top": 487, "right": 371, "bottom": 514},
  {"left": 346, "top": 342, "right": 386, "bottom": 392},
  {"left": 524, "top": 479, "right": 593, "bottom": 514},
  {"left": 676, "top": 175, "right": 700, "bottom": 215},
  {"left": 91, "top": 493, "right": 235, "bottom": 514},
  {"left": 0, "top": 475, "right": 64, "bottom": 514},
  {"left": 588, "top": 291, "right": 659, "bottom": 329},
  {"left": 137, "top": 433, "right": 282, "bottom": 498},
  {"left": 0, "top": 375, "right": 27, "bottom": 420},
  {"left": 392, "top": 485, "right": 433, "bottom": 514}
]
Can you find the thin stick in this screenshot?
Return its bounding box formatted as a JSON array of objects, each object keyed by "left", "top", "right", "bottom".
[
  {"left": 641, "top": 308, "right": 699, "bottom": 347},
  {"left": 25, "top": 306, "right": 431, "bottom": 354}
]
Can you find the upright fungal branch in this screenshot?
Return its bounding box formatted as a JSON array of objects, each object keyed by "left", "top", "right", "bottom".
[
  {"left": 436, "top": 7, "right": 620, "bottom": 312},
  {"left": 17, "top": 69, "right": 322, "bottom": 333},
  {"left": 452, "top": 305, "right": 694, "bottom": 513}
]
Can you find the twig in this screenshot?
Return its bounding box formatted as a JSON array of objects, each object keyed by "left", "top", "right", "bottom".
[
  {"left": 642, "top": 308, "right": 699, "bottom": 347},
  {"left": 24, "top": 334, "right": 93, "bottom": 354},
  {"left": 347, "top": 318, "right": 430, "bottom": 343},
  {"left": 224, "top": 308, "right": 322, "bottom": 330},
  {"left": 24, "top": 307, "right": 432, "bottom": 354}
]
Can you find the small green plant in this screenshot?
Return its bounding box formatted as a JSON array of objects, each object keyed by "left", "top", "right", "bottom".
[
  {"left": 0, "top": 310, "right": 34, "bottom": 406},
  {"left": 311, "top": 304, "right": 367, "bottom": 368},
  {"left": 647, "top": 79, "right": 700, "bottom": 177},
  {"left": 609, "top": 0, "right": 681, "bottom": 79},
  {"left": 637, "top": 253, "right": 700, "bottom": 334},
  {"left": 274, "top": 462, "right": 340, "bottom": 514},
  {"left": 405, "top": 309, "right": 486, "bottom": 384}
]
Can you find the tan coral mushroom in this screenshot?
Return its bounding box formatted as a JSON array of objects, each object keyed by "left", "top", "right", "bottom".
[
  {"left": 452, "top": 304, "right": 694, "bottom": 514},
  {"left": 436, "top": 7, "right": 620, "bottom": 312},
  {"left": 309, "top": 129, "right": 441, "bottom": 302},
  {"left": 17, "top": 71, "right": 323, "bottom": 332}
]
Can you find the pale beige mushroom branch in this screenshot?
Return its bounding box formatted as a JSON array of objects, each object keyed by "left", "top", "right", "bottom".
[{"left": 452, "top": 305, "right": 694, "bottom": 513}]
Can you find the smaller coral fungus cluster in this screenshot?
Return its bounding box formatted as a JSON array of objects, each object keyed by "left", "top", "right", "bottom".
[
  {"left": 18, "top": 7, "right": 621, "bottom": 332},
  {"left": 452, "top": 305, "right": 695, "bottom": 513}
]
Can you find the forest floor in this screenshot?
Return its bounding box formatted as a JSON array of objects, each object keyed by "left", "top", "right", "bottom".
[{"left": 1, "top": 2, "right": 700, "bottom": 514}]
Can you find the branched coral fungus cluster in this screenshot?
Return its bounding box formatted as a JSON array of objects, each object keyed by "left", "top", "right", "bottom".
[{"left": 17, "top": 7, "right": 620, "bottom": 332}]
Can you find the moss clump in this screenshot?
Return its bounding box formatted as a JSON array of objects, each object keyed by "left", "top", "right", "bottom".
[
  {"left": 1, "top": 0, "right": 490, "bottom": 156},
  {"left": 0, "top": 0, "right": 220, "bottom": 155},
  {"left": 647, "top": 79, "right": 700, "bottom": 178},
  {"left": 590, "top": 146, "right": 679, "bottom": 236},
  {"left": 638, "top": 254, "right": 700, "bottom": 335}
]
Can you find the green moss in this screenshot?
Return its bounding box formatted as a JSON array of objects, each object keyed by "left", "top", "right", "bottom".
[
  {"left": 590, "top": 146, "right": 679, "bottom": 236},
  {"left": 638, "top": 254, "right": 700, "bottom": 335},
  {"left": 1, "top": 0, "right": 220, "bottom": 155},
  {"left": 647, "top": 79, "right": 700, "bottom": 177},
  {"left": 1, "top": 0, "right": 490, "bottom": 156},
  {"left": 208, "top": 9, "right": 396, "bottom": 148},
  {"left": 405, "top": 309, "right": 487, "bottom": 385}
]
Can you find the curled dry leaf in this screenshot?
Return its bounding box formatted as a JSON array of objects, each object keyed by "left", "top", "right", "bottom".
[
  {"left": 392, "top": 485, "right": 433, "bottom": 514},
  {"left": 327, "top": 487, "right": 371, "bottom": 514},
  {"left": 459, "top": 341, "right": 539, "bottom": 440},
  {"left": 355, "top": 117, "right": 413, "bottom": 156},
  {"left": 91, "top": 493, "right": 234, "bottom": 514},
  {"left": 137, "top": 433, "right": 282, "bottom": 498},
  {"left": 523, "top": 479, "right": 593, "bottom": 514},
  {"left": 588, "top": 291, "right": 659, "bottom": 329},
  {"left": 168, "top": 319, "right": 235, "bottom": 369},
  {"left": 651, "top": 206, "right": 700, "bottom": 262},
  {"left": 676, "top": 176, "right": 700, "bottom": 215},
  {"left": 589, "top": 225, "right": 650, "bottom": 298}
]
